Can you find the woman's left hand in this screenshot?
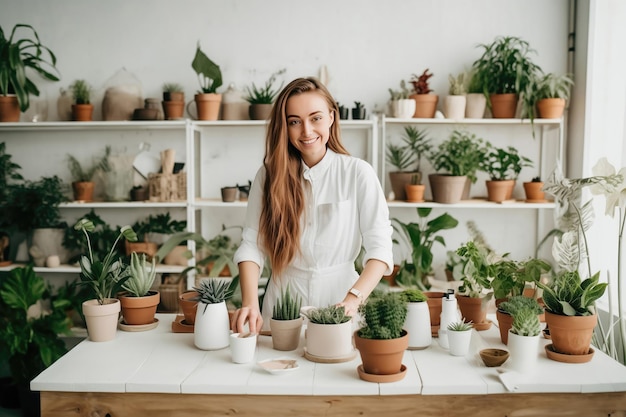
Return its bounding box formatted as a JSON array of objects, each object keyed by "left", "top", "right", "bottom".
[{"left": 337, "top": 296, "right": 361, "bottom": 318}]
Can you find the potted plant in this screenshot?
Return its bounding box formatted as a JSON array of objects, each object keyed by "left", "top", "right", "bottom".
[
  {"left": 351, "top": 101, "right": 367, "bottom": 120},
  {"left": 427, "top": 129, "right": 485, "bottom": 203},
  {"left": 409, "top": 69, "right": 438, "bottom": 118},
  {"left": 128, "top": 212, "right": 187, "bottom": 260},
  {"left": 337, "top": 102, "right": 349, "bottom": 120},
  {"left": 400, "top": 288, "right": 431, "bottom": 350},
  {"left": 62, "top": 209, "right": 117, "bottom": 265},
  {"left": 0, "top": 265, "right": 73, "bottom": 417},
  {"left": 354, "top": 290, "right": 408, "bottom": 382},
  {"left": 465, "top": 68, "right": 487, "bottom": 118},
  {"left": 507, "top": 306, "right": 542, "bottom": 372},
  {"left": 388, "top": 80, "right": 415, "bottom": 119},
  {"left": 391, "top": 207, "right": 459, "bottom": 290},
  {"left": 221, "top": 185, "right": 238, "bottom": 202},
  {"left": 301, "top": 305, "right": 354, "bottom": 362},
  {"left": 66, "top": 146, "right": 110, "bottom": 202},
  {"left": 471, "top": 35, "right": 543, "bottom": 120},
  {"left": 69, "top": 79, "right": 94, "bottom": 121},
  {"left": 0, "top": 23, "right": 61, "bottom": 122},
  {"left": 118, "top": 252, "right": 159, "bottom": 327},
  {"left": 533, "top": 72, "right": 574, "bottom": 119},
  {"left": 491, "top": 257, "right": 551, "bottom": 303},
  {"left": 445, "top": 320, "right": 473, "bottom": 356},
  {"left": 496, "top": 294, "right": 544, "bottom": 345},
  {"left": 444, "top": 72, "right": 467, "bottom": 120},
  {"left": 191, "top": 42, "right": 222, "bottom": 121},
  {"left": 523, "top": 176, "right": 546, "bottom": 202},
  {"left": 244, "top": 68, "right": 285, "bottom": 120},
  {"left": 479, "top": 143, "right": 533, "bottom": 203},
  {"left": 385, "top": 125, "right": 431, "bottom": 201},
  {"left": 270, "top": 284, "right": 303, "bottom": 351},
  {"left": 161, "top": 82, "right": 185, "bottom": 120},
  {"left": 192, "top": 278, "right": 233, "bottom": 350},
  {"left": 74, "top": 218, "right": 136, "bottom": 342},
  {"left": 455, "top": 241, "right": 494, "bottom": 330}
]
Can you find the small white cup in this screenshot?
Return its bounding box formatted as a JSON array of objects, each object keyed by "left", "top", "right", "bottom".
[
  {"left": 46, "top": 255, "right": 61, "bottom": 268},
  {"left": 230, "top": 332, "right": 257, "bottom": 364}
]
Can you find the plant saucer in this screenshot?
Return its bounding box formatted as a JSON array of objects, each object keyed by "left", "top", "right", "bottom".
[
  {"left": 545, "top": 344, "right": 594, "bottom": 364},
  {"left": 303, "top": 347, "right": 357, "bottom": 363},
  {"left": 171, "top": 315, "right": 194, "bottom": 333},
  {"left": 473, "top": 319, "right": 493, "bottom": 331},
  {"left": 118, "top": 318, "right": 159, "bottom": 332},
  {"left": 258, "top": 358, "right": 299, "bottom": 375},
  {"left": 357, "top": 364, "right": 407, "bottom": 383}
]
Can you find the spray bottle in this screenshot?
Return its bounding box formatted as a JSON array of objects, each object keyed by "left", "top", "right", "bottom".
[{"left": 438, "top": 289, "right": 459, "bottom": 349}]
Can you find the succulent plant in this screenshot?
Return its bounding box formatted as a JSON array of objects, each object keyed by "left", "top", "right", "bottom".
[
  {"left": 358, "top": 291, "right": 407, "bottom": 340},
  {"left": 272, "top": 284, "right": 302, "bottom": 321},
  {"left": 447, "top": 320, "right": 473, "bottom": 332},
  {"left": 498, "top": 295, "right": 543, "bottom": 316},
  {"left": 511, "top": 308, "right": 541, "bottom": 337},
  {"left": 303, "top": 305, "right": 351, "bottom": 324},
  {"left": 401, "top": 288, "right": 427, "bottom": 303},
  {"left": 193, "top": 278, "right": 233, "bottom": 311},
  {"left": 122, "top": 252, "right": 157, "bottom": 297}
]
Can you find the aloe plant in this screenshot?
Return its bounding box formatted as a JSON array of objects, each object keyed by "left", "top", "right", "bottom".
[
  {"left": 122, "top": 252, "right": 157, "bottom": 297},
  {"left": 272, "top": 284, "right": 302, "bottom": 321},
  {"left": 193, "top": 278, "right": 234, "bottom": 312},
  {"left": 303, "top": 305, "right": 351, "bottom": 324}
]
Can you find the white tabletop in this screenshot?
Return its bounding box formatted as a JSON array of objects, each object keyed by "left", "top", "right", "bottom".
[{"left": 31, "top": 314, "right": 626, "bottom": 396}]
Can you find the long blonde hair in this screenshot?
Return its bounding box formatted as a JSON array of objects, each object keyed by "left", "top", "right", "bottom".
[{"left": 259, "top": 77, "right": 349, "bottom": 276}]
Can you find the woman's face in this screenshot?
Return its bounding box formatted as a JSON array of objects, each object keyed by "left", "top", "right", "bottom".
[{"left": 286, "top": 91, "right": 334, "bottom": 167}]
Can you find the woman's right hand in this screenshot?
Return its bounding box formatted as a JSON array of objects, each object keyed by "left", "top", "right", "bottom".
[{"left": 230, "top": 305, "right": 263, "bottom": 334}]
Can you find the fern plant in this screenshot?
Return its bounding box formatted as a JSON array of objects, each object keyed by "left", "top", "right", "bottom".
[
  {"left": 511, "top": 308, "right": 541, "bottom": 337},
  {"left": 193, "top": 278, "right": 234, "bottom": 312},
  {"left": 272, "top": 284, "right": 302, "bottom": 321},
  {"left": 357, "top": 291, "right": 407, "bottom": 340},
  {"left": 303, "top": 305, "right": 351, "bottom": 324}
]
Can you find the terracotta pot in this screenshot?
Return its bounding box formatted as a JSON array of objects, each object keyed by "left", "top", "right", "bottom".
[
  {"left": 125, "top": 241, "right": 158, "bottom": 259},
  {"left": 544, "top": 311, "right": 597, "bottom": 356},
  {"left": 221, "top": 187, "right": 238, "bottom": 202},
  {"left": 465, "top": 93, "right": 486, "bottom": 119},
  {"left": 249, "top": 103, "right": 273, "bottom": 120},
  {"left": 382, "top": 265, "right": 400, "bottom": 287},
  {"left": 179, "top": 290, "right": 199, "bottom": 325},
  {"left": 405, "top": 183, "right": 425, "bottom": 202},
  {"left": 162, "top": 100, "right": 185, "bottom": 120},
  {"left": 130, "top": 186, "right": 149, "bottom": 201},
  {"left": 354, "top": 330, "right": 408, "bottom": 376},
  {"left": 537, "top": 98, "right": 566, "bottom": 119},
  {"left": 457, "top": 295, "right": 488, "bottom": 327},
  {"left": 428, "top": 174, "right": 467, "bottom": 204},
  {"left": 72, "top": 181, "right": 95, "bottom": 202},
  {"left": 388, "top": 171, "right": 417, "bottom": 201},
  {"left": 72, "top": 103, "right": 94, "bottom": 121},
  {"left": 270, "top": 317, "right": 303, "bottom": 351},
  {"left": 496, "top": 309, "right": 513, "bottom": 345},
  {"left": 409, "top": 94, "right": 438, "bottom": 118},
  {"left": 489, "top": 93, "right": 518, "bottom": 118},
  {"left": 119, "top": 291, "right": 160, "bottom": 326},
  {"left": 523, "top": 181, "right": 545, "bottom": 202},
  {"left": 0, "top": 95, "right": 20, "bottom": 122},
  {"left": 82, "top": 298, "right": 121, "bottom": 342},
  {"left": 194, "top": 93, "right": 222, "bottom": 121},
  {"left": 486, "top": 179, "right": 515, "bottom": 203},
  {"left": 424, "top": 291, "right": 445, "bottom": 327}
]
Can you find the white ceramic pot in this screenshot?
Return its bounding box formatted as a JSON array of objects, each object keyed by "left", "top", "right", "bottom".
[
  {"left": 305, "top": 320, "right": 354, "bottom": 359},
  {"left": 507, "top": 330, "right": 540, "bottom": 373},
  {"left": 230, "top": 332, "right": 258, "bottom": 364},
  {"left": 392, "top": 99, "right": 416, "bottom": 119},
  {"left": 465, "top": 93, "right": 487, "bottom": 118},
  {"left": 447, "top": 329, "right": 472, "bottom": 356},
  {"left": 82, "top": 298, "right": 121, "bottom": 342},
  {"left": 404, "top": 301, "right": 432, "bottom": 349},
  {"left": 443, "top": 95, "right": 466, "bottom": 120},
  {"left": 194, "top": 301, "right": 230, "bottom": 350}
]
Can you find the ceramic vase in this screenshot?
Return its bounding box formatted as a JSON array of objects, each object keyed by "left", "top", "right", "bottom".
[
  {"left": 305, "top": 320, "right": 354, "bottom": 360},
  {"left": 507, "top": 330, "right": 540, "bottom": 373},
  {"left": 391, "top": 99, "right": 416, "bottom": 119},
  {"left": 194, "top": 300, "right": 230, "bottom": 350},
  {"left": 404, "top": 301, "right": 432, "bottom": 349}
]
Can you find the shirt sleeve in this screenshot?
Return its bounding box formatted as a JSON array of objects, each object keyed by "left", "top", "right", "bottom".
[
  {"left": 233, "top": 166, "right": 266, "bottom": 271},
  {"left": 355, "top": 159, "right": 394, "bottom": 275}
]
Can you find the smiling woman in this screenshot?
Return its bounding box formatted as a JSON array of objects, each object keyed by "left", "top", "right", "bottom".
[{"left": 230, "top": 77, "right": 394, "bottom": 335}]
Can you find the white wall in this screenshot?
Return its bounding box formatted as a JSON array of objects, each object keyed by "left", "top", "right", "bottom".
[{"left": 1, "top": 0, "right": 570, "bottom": 121}]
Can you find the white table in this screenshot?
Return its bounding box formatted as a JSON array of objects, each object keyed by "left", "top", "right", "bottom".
[{"left": 31, "top": 314, "right": 626, "bottom": 417}]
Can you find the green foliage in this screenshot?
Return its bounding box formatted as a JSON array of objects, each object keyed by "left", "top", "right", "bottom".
[
  {"left": 479, "top": 143, "right": 533, "bottom": 181},
  {"left": 0, "top": 265, "right": 72, "bottom": 384},
  {"left": 534, "top": 72, "right": 574, "bottom": 101},
  {"left": 448, "top": 72, "right": 467, "bottom": 95},
  {"left": 401, "top": 288, "right": 427, "bottom": 303},
  {"left": 75, "top": 218, "right": 137, "bottom": 304},
  {"left": 191, "top": 42, "right": 222, "bottom": 94},
  {"left": 386, "top": 142, "right": 415, "bottom": 172},
  {"left": 491, "top": 258, "right": 551, "bottom": 300},
  {"left": 0, "top": 23, "right": 61, "bottom": 112},
  {"left": 122, "top": 252, "right": 157, "bottom": 297},
  {"left": 244, "top": 69, "right": 286, "bottom": 104},
  {"left": 388, "top": 80, "right": 411, "bottom": 100},
  {"left": 193, "top": 278, "right": 234, "bottom": 308},
  {"left": 385, "top": 126, "right": 431, "bottom": 173},
  {"left": 353, "top": 101, "right": 364, "bottom": 109},
  {"left": 498, "top": 295, "right": 544, "bottom": 316},
  {"left": 63, "top": 210, "right": 118, "bottom": 264},
  {"left": 66, "top": 146, "right": 111, "bottom": 182},
  {"left": 428, "top": 129, "right": 485, "bottom": 181},
  {"left": 537, "top": 270, "right": 607, "bottom": 316},
  {"left": 303, "top": 305, "right": 351, "bottom": 324},
  {"left": 162, "top": 82, "right": 184, "bottom": 93},
  {"left": 3, "top": 175, "right": 68, "bottom": 231},
  {"left": 272, "top": 284, "right": 302, "bottom": 321},
  {"left": 132, "top": 212, "right": 187, "bottom": 242},
  {"left": 447, "top": 319, "right": 473, "bottom": 332},
  {"left": 358, "top": 291, "right": 408, "bottom": 340},
  {"left": 69, "top": 79, "right": 92, "bottom": 104},
  {"left": 392, "top": 208, "right": 459, "bottom": 290},
  {"left": 511, "top": 308, "right": 541, "bottom": 337},
  {"left": 456, "top": 241, "right": 493, "bottom": 299}
]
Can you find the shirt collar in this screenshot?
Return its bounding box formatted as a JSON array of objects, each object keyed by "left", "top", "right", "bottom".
[{"left": 302, "top": 148, "right": 336, "bottom": 180}]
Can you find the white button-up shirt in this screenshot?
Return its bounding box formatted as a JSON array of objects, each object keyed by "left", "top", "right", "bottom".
[{"left": 234, "top": 149, "right": 393, "bottom": 329}]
